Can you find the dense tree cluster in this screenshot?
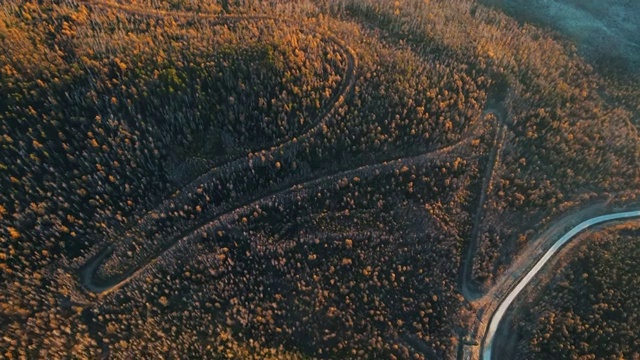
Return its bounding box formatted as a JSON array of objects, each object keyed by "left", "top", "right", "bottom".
[
  {"left": 0, "top": 0, "right": 638, "bottom": 359},
  {"left": 505, "top": 225, "right": 640, "bottom": 359}
]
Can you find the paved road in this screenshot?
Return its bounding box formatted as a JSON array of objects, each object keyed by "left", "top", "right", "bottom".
[{"left": 481, "top": 210, "right": 640, "bottom": 360}]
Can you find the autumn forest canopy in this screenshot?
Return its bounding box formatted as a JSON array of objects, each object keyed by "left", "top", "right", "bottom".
[{"left": 0, "top": 0, "right": 639, "bottom": 359}]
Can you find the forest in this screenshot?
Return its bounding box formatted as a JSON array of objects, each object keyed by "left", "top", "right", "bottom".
[{"left": 0, "top": 0, "right": 638, "bottom": 359}]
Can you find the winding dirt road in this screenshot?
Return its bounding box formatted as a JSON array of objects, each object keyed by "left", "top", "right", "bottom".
[
  {"left": 459, "top": 109, "right": 506, "bottom": 302},
  {"left": 79, "top": 115, "right": 483, "bottom": 295},
  {"left": 77, "top": 0, "right": 359, "bottom": 292},
  {"left": 78, "top": 1, "right": 487, "bottom": 298}
]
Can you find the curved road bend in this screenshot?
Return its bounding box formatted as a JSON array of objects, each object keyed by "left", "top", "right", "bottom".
[{"left": 482, "top": 210, "right": 640, "bottom": 360}]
